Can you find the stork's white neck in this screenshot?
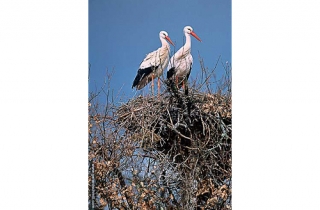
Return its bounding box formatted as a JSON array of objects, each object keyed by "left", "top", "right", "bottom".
[
  {"left": 160, "top": 37, "right": 171, "bottom": 50},
  {"left": 184, "top": 32, "right": 192, "bottom": 50}
]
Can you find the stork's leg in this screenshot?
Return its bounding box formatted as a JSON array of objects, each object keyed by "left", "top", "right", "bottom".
[
  {"left": 175, "top": 76, "right": 179, "bottom": 89},
  {"left": 184, "top": 79, "right": 189, "bottom": 95},
  {"left": 157, "top": 77, "right": 160, "bottom": 97}
]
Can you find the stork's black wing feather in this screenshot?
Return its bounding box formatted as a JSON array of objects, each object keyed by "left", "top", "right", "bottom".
[
  {"left": 167, "top": 67, "right": 176, "bottom": 80},
  {"left": 132, "top": 66, "right": 156, "bottom": 89}
]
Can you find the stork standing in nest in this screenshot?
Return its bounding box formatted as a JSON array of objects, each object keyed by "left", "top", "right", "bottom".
[
  {"left": 167, "top": 26, "right": 201, "bottom": 95},
  {"left": 132, "top": 31, "right": 174, "bottom": 96}
]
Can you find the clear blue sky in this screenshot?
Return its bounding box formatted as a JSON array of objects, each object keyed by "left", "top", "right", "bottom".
[{"left": 89, "top": 0, "right": 231, "bottom": 102}]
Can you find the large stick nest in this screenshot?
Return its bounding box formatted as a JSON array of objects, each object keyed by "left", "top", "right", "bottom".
[
  {"left": 116, "top": 87, "right": 231, "bottom": 181},
  {"left": 116, "top": 86, "right": 232, "bottom": 208}
]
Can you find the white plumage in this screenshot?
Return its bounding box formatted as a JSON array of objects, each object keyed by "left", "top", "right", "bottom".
[
  {"left": 132, "top": 31, "right": 174, "bottom": 95},
  {"left": 167, "top": 26, "right": 201, "bottom": 94}
]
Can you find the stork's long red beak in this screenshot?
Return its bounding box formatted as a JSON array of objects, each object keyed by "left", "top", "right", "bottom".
[
  {"left": 165, "top": 36, "right": 175, "bottom": 46},
  {"left": 190, "top": 31, "right": 202, "bottom": 42}
]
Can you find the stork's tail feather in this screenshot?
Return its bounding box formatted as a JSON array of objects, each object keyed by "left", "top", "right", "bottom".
[{"left": 132, "top": 74, "right": 141, "bottom": 89}]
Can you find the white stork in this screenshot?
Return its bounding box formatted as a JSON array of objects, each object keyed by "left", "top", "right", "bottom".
[
  {"left": 132, "top": 31, "right": 174, "bottom": 96},
  {"left": 167, "top": 26, "right": 201, "bottom": 95}
]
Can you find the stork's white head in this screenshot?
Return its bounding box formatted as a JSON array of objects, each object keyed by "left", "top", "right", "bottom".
[
  {"left": 159, "top": 31, "right": 174, "bottom": 46},
  {"left": 184, "top": 26, "right": 202, "bottom": 42}
]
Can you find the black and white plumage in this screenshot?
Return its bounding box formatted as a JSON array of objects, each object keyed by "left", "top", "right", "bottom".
[
  {"left": 167, "top": 26, "right": 201, "bottom": 95},
  {"left": 132, "top": 31, "right": 174, "bottom": 95}
]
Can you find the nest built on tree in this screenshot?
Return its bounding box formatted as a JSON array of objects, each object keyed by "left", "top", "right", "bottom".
[
  {"left": 115, "top": 85, "right": 232, "bottom": 209},
  {"left": 89, "top": 62, "right": 232, "bottom": 209}
]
